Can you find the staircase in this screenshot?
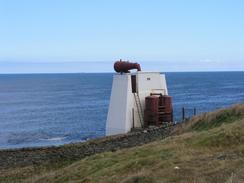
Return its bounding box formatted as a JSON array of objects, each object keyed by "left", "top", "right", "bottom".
[
  {"left": 134, "top": 93, "right": 144, "bottom": 128},
  {"left": 158, "top": 105, "right": 166, "bottom": 125}
]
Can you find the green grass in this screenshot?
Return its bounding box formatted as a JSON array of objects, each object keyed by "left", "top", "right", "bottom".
[
  {"left": 1, "top": 104, "right": 244, "bottom": 183},
  {"left": 191, "top": 111, "right": 244, "bottom": 131},
  {"left": 172, "top": 103, "right": 244, "bottom": 133}
]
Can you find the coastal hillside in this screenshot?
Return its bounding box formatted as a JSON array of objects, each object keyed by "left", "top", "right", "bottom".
[{"left": 1, "top": 104, "right": 244, "bottom": 183}]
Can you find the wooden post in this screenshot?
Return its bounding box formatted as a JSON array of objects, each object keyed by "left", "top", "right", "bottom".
[
  {"left": 132, "top": 108, "right": 135, "bottom": 128},
  {"left": 182, "top": 107, "right": 185, "bottom": 121}
]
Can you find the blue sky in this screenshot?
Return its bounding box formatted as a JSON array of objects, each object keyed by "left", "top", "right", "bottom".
[{"left": 0, "top": 0, "right": 243, "bottom": 73}]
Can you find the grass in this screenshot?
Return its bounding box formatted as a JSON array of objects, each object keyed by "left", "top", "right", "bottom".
[
  {"left": 172, "top": 103, "right": 244, "bottom": 133},
  {"left": 1, "top": 104, "right": 244, "bottom": 183}
]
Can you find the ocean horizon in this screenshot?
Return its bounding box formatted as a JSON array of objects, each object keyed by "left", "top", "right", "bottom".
[{"left": 0, "top": 71, "right": 243, "bottom": 149}]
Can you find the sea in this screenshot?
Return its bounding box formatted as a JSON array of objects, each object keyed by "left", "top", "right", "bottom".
[{"left": 0, "top": 72, "right": 243, "bottom": 149}]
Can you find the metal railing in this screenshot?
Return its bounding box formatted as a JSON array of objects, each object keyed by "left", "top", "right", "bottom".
[{"left": 181, "top": 107, "right": 197, "bottom": 121}]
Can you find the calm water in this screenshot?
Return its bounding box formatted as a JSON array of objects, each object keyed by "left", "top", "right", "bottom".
[{"left": 0, "top": 72, "right": 243, "bottom": 149}]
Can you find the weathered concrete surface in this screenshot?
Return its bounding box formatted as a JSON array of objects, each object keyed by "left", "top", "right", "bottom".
[{"left": 0, "top": 124, "right": 174, "bottom": 169}]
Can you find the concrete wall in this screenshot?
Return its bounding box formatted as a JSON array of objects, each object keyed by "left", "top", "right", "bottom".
[
  {"left": 106, "top": 72, "right": 168, "bottom": 136},
  {"left": 137, "top": 72, "right": 167, "bottom": 94},
  {"left": 106, "top": 74, "right": 134, "bottom": 135}
]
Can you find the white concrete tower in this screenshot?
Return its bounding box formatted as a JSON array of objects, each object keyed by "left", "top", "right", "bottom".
[{"left": 106, "top": 61, "right": 168, "bottom": 136}]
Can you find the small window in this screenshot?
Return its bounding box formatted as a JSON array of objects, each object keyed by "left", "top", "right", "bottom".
[
  {"left": 147, "top": 78, "right": 151, "bottom": 81},
  {"left": 131, "top": 75, "right": 137, "bottom": 93}
]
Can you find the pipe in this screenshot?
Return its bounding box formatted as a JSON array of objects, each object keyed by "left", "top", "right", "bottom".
[{"left": 114, "top": 60, "right": 141, "bottom": 73}]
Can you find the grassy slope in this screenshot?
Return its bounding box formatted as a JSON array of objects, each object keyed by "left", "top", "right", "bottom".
[{"left": 1, "top": 104, "right": 244, "bottom": 183}]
